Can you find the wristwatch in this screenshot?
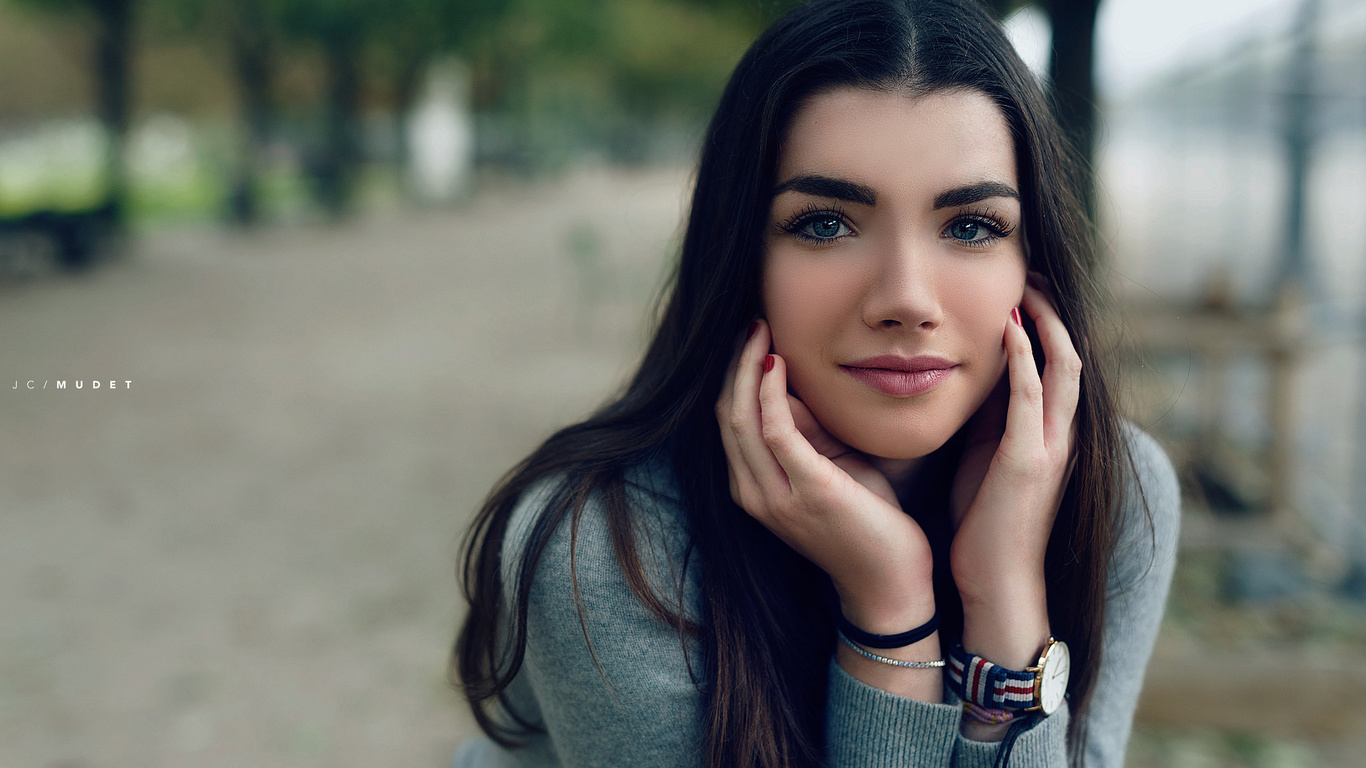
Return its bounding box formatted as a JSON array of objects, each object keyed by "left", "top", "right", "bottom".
[{"left": 947, "top": 637, "right": 1070, "bottom": 714}]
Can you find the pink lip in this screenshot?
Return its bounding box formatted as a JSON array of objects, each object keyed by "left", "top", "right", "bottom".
[{"left": 841, "top": 355, "right": 958, "bottom": 397}]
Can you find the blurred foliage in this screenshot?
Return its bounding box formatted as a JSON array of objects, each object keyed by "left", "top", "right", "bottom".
[
  {"left": 472, "top": 0, "right": 794, "bottom": 121},
  {"left": 0, "top": 0, "right": 799, "bottom": 221},
  {"left": 11, "top": 0, "right": 1117, "bottom": 224},
  {"left": 8, "top": 0, "right": 134, "bottom": 217},
  {"left": 0, "top": 0, "right": 792, "bottom": 134}
]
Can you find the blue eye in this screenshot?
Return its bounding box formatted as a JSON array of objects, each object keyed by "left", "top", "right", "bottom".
[
  {"left": 948, "top": 220, "right": 984, "bottom": 241},
  {"left": 779, "top": 209, "right": 853, "bottom": 243},
  {"left": 944, "top": 213, "right": 1013, "bottom": 247},
  {"left": 807, "top": 215, "right": 847, "bottom": 239}
]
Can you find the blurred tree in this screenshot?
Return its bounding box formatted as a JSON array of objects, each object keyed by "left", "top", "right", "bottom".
[
  {"left": 147, "top": 0, "right": 283, "bottom": 225},
  {"left": 1040, "top": 0, "right": 1103, "bottom": 224},
  {"left": 671, "top": 0, "right": 795, "bottom": 24},
  {"left": 367, "top": 0, "right": 510, "bottom": 185},
  {"left": 607, "top": 0, "right": 794, "bottom": 118},
  {"left": 274, "top": 0, "right": 375, "bottom": 215},
  {"left": 227, "top": 0, "right": 278, "bottom": 225},
  {"left": 983, "top": 0, "right": 1105, "bottom": 229},
  {"left": 273, "top": 0, "right": 518, "bottom": 214},
  {"left": 477, "top": 0, "right": 614, "bottom": 168},
  {"left": 471, "top": 0, "right": 787, "bottom": 170},
  {"left": 12, "top": 0, "right": 135, "bottom": 224}
]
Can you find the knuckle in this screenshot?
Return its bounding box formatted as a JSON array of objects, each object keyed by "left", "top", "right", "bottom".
[
  {"left": 1016, "top": 380, "right": 1044, "bottom": 401},
  {"left": 732, "top": 484, "right": 764, "bottom": 516},
  {"left": 737, "top": 491, "right": 761, "bottom": 516},
  {"left": 1061, "top": 352, "right": 1083, "bottom": 380},
  {"left": 1003, "top": 451, "right": 1048, "bottom": 479},
  {"left": 727, "top": 412, "right": 747, "bottom": 435},
  {"left": 761, "top": 420, "right": 787, "bottom": 446},
  {"left": 764, "top": 503, "right": 791, "bottom": 525}
]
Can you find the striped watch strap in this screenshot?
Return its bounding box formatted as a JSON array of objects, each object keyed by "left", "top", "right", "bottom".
[{"left": 946, "top": 643, "right": 1037, "bottom": 710}]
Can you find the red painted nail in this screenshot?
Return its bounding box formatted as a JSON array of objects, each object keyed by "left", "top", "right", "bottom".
[
  {"left": 747, "top": 320, "right": 760, "bottom": 339},
  {"left": 763, "top": 354, "right": 775, "bottom": 373},
  {"left": 1011, "top": 307, "right": 1022, "bottom": 327}
]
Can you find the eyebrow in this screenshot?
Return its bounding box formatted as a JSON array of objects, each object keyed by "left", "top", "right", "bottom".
[
  {"left": 933, "top": 181, "right": 1019, "bottom": 209},
  {"left": 773, "top": 175, "right": 1019, "bottom": 210},
  {"left": 772, "top": 175, "right": 877, "bottom": 206}
]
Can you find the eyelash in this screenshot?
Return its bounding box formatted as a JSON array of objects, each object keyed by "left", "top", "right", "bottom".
[
  {"left": 776, "top": 203, "right": 1017, "bottom": 247},
  {"left": 777, "top": 203, "right": 853, "bottom": 244},
  {"left": 945, "top": 207, "right": 1016, "bottom": 248}
]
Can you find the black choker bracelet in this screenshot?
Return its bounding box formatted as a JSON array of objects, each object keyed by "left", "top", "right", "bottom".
[{"left": 837, "top": 609, "right": 940, "bottom": 649}]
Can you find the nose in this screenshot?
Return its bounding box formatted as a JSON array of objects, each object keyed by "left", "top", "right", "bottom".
[{"left": 860, "top": 235, "right": 943, "bottom": 331}]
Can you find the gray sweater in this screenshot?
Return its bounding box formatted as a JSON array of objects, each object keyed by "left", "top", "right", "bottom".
[{"left": 455, "top": 425, "right": 1180, "bottom": 768}]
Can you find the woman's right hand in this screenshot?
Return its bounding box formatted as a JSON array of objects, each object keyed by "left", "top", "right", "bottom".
[{"left": 715, "top": 320, "right": 936, "bottom": 632}]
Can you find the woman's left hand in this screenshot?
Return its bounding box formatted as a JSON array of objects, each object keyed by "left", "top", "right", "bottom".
[{"left": 948, "top": 276, "right": 1080, "bottom": 608}]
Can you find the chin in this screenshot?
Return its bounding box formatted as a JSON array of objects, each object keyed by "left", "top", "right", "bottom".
[{"left": 821, "top": 410, "right": 960, "bottom": 461}]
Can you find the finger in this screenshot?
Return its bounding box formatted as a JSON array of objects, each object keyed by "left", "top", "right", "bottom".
[
  {"left": 787, "top": 394, "right": 821, "bottom": 441},
  {"left": 726, "top": 321, "right": 791, "bottom": 498},
  {"left": 1002, "top": 307, "right": 1045, "bottom": 453},
  {"left": 717, "top": 398, "right": 759, "bottom": 507},
  {"left": 1020, "top": 283, "right": 1081, "bottom": 450},
  {"left": 716, "top": 319, "right": 756, "bottom": 414},
  {"left": 787, "top": 394, "right": 852, "bottom": 461},
  {"left": 757, "top": 353, "right": 831, "bottom": 488},
  {"left": 717, "top": 320, "right": 762, "bottom": 506}
]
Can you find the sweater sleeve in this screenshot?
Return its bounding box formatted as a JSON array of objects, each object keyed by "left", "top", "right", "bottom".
[{"left": 824, "top": 657, "right": 1072, "bottom": 767}]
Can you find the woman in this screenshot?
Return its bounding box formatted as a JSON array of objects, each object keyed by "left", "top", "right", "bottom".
[{"left": 453, "top": 0, "right": 1179, "bottom": 766}]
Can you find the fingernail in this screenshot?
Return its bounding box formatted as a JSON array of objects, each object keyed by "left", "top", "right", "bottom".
[
  {"left": 747, "top": 320, "right": 760, "bottom": 339},
  {"left": 763, "top": 354, "right": 775, "bottom": 373},
  {"left": 1011, "top": 307, "right": 1022, "bottom": 327}
]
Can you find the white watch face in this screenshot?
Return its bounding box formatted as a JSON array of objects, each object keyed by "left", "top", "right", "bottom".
[{"left": 1038, "top": 640, "right": 1070, "bottom": 714}]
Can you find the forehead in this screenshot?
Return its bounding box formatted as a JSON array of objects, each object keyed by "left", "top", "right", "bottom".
[{"left": 776, "top": 87, "right": 1017, "bottom": 194}]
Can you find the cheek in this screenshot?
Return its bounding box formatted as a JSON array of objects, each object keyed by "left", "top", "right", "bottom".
[
  {"left": 946, "top": 260, "right": 1025, "bottom": 352},
  {"left": 761, "top": 251, "right": 856, "bottom": 356}
]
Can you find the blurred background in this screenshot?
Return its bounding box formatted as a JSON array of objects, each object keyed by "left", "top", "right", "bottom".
[{"left": 1, "top": 0, "right": 1364, "bottom": 766}]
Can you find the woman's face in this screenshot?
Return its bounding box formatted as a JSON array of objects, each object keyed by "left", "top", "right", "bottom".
[{"left": 762, "top": 86, "right": 1027, "bottom": 460}]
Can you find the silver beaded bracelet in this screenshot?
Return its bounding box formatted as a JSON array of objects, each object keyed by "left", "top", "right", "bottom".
[{"left": 838, "top": 629, "right": 946, "bottom": 668}]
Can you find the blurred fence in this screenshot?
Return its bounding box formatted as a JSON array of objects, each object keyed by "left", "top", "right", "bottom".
[
  {"left": 1100, "top": 6, "right": 1366, "bottom": 760},
  {"left": 1105, "top": 0, "right": 1366, "bottom": 567}
]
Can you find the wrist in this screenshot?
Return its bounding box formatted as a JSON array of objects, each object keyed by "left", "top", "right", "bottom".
[
  {"left": 835, "top": 628, "right": 944, "bottom": 702},
  {"left": 959, "top": 585, "right": 1049, "bottom": 671},
  {"left": 837, "top": 587, "right": 936, "bottom": 636},
  {"left": 954, "top": 565, "right": 1046, "bottom": 610},
  {"left": 949, "top": 517, "right": 1047, "bottom": 605}
]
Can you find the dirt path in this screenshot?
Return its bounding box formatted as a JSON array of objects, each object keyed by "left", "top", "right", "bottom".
[{"left": 0, "top": 164, "right": 691, "bottom": 768}]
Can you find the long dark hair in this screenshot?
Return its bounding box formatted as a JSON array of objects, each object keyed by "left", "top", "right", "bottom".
[{"left": 454, "top": 0, "right": 1130, "bottom": 765}]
